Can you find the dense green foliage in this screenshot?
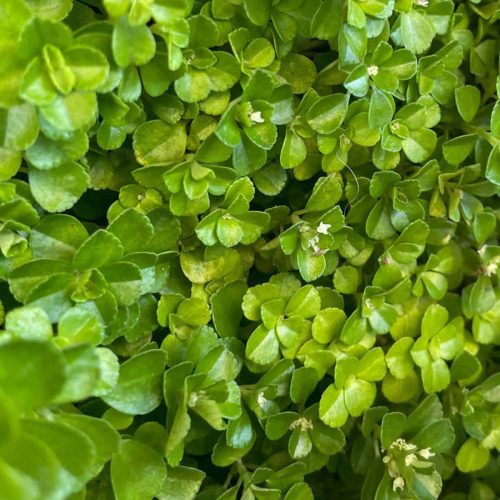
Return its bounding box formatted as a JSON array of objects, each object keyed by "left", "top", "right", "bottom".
[{"left": 0, "top": 0, "right": 499, "bottom": 498}]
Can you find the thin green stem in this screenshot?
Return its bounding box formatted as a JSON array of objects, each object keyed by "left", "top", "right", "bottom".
[{"left": 462, "top": 125, "right": 499, "bottom": 147}]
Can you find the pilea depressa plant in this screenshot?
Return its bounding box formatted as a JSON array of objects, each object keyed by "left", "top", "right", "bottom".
[{"left": 0, "top": 0, "right": 499, "bottom": 499}]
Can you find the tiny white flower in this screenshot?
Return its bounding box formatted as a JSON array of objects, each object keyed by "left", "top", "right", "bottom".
[
  {"left": 289, "top": 417, "right": 314, "bottom": 431},
  {"left": 317, "top": 222, "right": 331, "bottom": 235},
  {"left": 485, "top": 261, "right": 498, "bottom": 277},
  {"left": 393, "top": 477, "right": 405, "bottom": 492},
  {"left": 309, "top": 235, "right": 319, "bottom": 246},
  {"left": 257, "top": 391, "right": 267, "bottom": 407},
  {"left": 414, "top": 0, "right": 428, "bottom": 6},
  {"left": 250, "top": 111, "right": 265, "bottom": 123},
  {"left": 309, "top": 235, "right": 324, "bottom": 255},
  {"left": 367, "top": 65, "right": 379, "bottom": 76},
  {"left": 391, "top": 438, "right": 417, "bottom": 451},
  {"left": 382, "top": 456, "right": 391, "bottom": 464},
  {"left": 405, "top": 453, "right": 418, "bottom": 466},
  {"left": 188, "top": 392, "right": 199, "bottom": 407},
  {"left": 418, "top": 447, "right": 435, "bottom": 459}
]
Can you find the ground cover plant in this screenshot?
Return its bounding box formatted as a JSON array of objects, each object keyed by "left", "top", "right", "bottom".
[{"left": 0, "top": 0, "right": 499, "bottom": 498}]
